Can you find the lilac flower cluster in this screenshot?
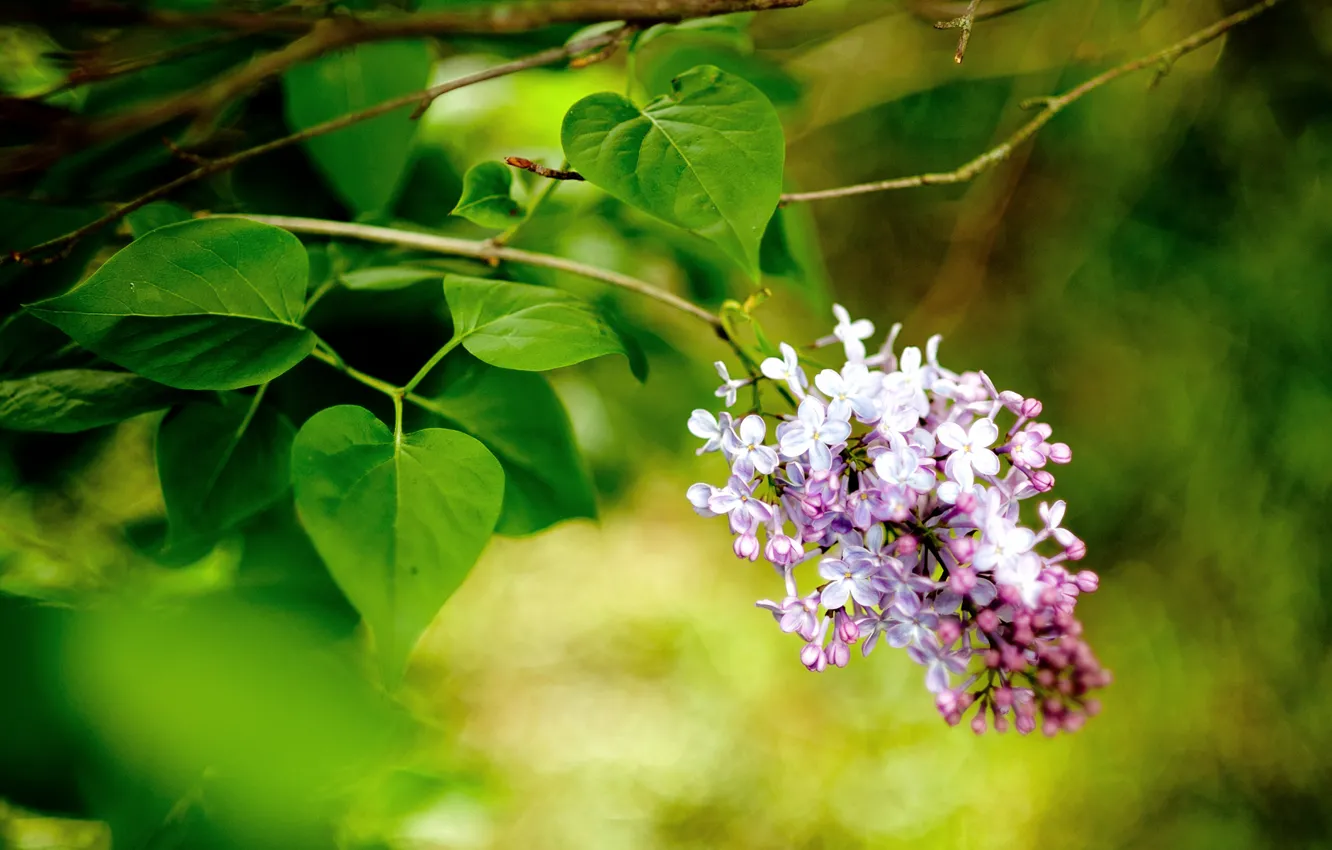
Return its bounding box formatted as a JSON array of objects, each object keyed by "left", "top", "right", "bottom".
[{"left": 687, "top": 306, "right": 1109, "bottom": 735}]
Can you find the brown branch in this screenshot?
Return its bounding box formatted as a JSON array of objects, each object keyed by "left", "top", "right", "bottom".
[
  {"left": 5, "top": 29, "right": 630, "bottom": 267},
  {"left": 505, "top": 157, "right": 585, "bottom": 181},
  {"left": 934, "top": 0, "right": 982, "bottom": 64},
  {"left": 226, "top": 214, "right": 725, "bottom": 330},
  {"left": 3, "top": 0, "right": 807, "bottom": 178},
  {"left": 783, "top": 0, "right": 1284, "bottom": 204}
]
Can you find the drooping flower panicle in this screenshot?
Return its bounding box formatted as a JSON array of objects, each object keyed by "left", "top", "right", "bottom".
[{"left": 691, "top": 305, "right": 1108, "bottom": 735}]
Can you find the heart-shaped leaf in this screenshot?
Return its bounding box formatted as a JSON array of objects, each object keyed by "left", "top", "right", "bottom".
[
  {"left": 421, "top": 357, "right": 596, "bottom": 536},
  {"left": 283, "top": 40, "right": 433, "bottom": 215},
  {"left": 292, "top": 405, "right": 503, "bottom": 684},
  {"left": 561, "top": 65, "right": 784, "bottom": 278},
  {"left": 157, "top": 392, "right": 296, "bottom": 544},
  {"left": 0, "top": 369, "right": 177, "bottom": 433},
  {"left": 451, "top": 161, "right": 526, "bottom": 229},
  {"left": 27, "top": 218, "right": 315, "bottom": 390},
  {"left": 444, "top": 274, "right": 644, "bottom": 379}
]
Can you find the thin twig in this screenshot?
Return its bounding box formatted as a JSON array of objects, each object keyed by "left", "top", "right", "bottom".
[
  {"left": 934, "top": 0, "right": 982, "bottom": 64},
  {"left": 4, "top": 0, "right": 807, "bottom": 176},
  {"left": 782, "top": 0, "right": 1283, "bottom": 204},
  {"left": 5, "top": 31, "right": 627, "bottom": 267},
  {"left": 504, "top": 157, "right": 585, "bottom": 181},
  {"left": 227, "top": 214, "right": 725, "bottom": 330}
]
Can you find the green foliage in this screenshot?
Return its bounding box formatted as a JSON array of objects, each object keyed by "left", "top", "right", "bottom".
[
  {"left": 422, "top": 357, "right": 597, "bottom": 536},
  {"left": 291, "top": 405, "right": 504, "bottom": 683},
  {"left": 339, "top": 266, "right": 442, "bottom": 291},
  {"left": 27, "top": 218, "right": 315, "bottom": 390},
  {"left": 125, "top": 201, "right": 191, "bottom": 238},
  {"left": 450, "top": 161, "right": 526, "bottom": 229},
  {"left": 443, "top": 274, "right": 644, "bottom": 378},
  {"left": 156, "top": 392, "right": 296, "bottom": 544},
  {"left": 283, "top": 40, "right": 433, "bottom": 215},
  {"left": 0, "top": 369, "right": 176, "bottom": 433},
  {"left": 561, "top": 65, "right": 785, "bottom": 278}
]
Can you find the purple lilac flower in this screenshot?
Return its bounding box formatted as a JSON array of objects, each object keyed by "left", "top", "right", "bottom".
[{"left": 685, "top": 306, "right": 1109, "bottom": 736}]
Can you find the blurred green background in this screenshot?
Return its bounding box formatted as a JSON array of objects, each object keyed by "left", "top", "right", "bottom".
[{"left": 2, "top": 0, "right": 1331, "bottom": 848}]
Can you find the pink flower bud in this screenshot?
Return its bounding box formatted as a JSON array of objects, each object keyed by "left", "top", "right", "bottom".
[
  {"left": 894, "top": 534, "right": 918, "bottom": 556},
  {"left": 835, "top": 610, "right": 860, "bottom": 644},
  {"left": 800, "top": 642, "right": 826, "bottom": 672},
  {"left": 1083, "top": 698, "right": 1102, "bottom": 716},
  {"left": 971, "top": 713, "right": 987, "bottom": 735},
  {"left": 734, "top": 532, "right": 760, "bottom": 561},
  {"left": 1075, "top": 570, "right": 1099, "bottom": 592},
  {"left": 1020, "top": 398, "right": 1043, "bottom": 418},
  {"left": 1064, "top": 539, "right": 1087, "bottom": 561},
  {"left": 936, "top": 618, "right": 962, "bottom": 646},
  {"left": 1016, "top": 714, "right": 1036, "bottom": 735},
  {"left": 956, "top": 492, "right": 978, "bottom": 514},
  {"left": 1030, "top": 470, "right": 1056, "bottom": 492},
  {"left": 946, "top": 534, "right": 976, "bottom": 563},
  {"left": 993, "top": 687, "right": 1014, "bottom": 709},
  {"left": 993, "top": 715, "right": 1009, "bottom": 734},
  {"left": 1042, "top": 719, "right": 1060, "bottom": 738},
  {"left": 936, "top": 690, "right": 958, "bottom": 715},
  {"left": 984, "top": 649, "right": 1002, "bottom": 668},
  {"left": 977, "top": 609, "right": 1000, "bottom": 633},
  {"left": 827, "top": 639, "right": 849, "bottom": 668},
  {"left": 1047, "top": 442, "right": 1072, "bottom": 464}
]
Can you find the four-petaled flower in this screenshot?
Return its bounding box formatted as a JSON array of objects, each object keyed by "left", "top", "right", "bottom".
[
  {"left": 714, "top": 361, "right": 746, "bottom": 408},
  {"left": 907, "top": 640, "right": 970, "bottom": 693},
  {"left": 832, "top": 303, "right": 875, "bottom": 362},
  {"left": 708, "top": 475, "right": 774, "bottom": 533},
  {"left": 818, "top": 557, "right": 881, "bottom": 609},
  {"left": 760, "top": 342, "right": 807, "bottom": 398},
  {"left": 687, "top": 409, "right": 733, "bottom": 456},
  {"left": 937, "top": 418, "right": 1000, "bottom": 489},
  {"left": 778, "top": 398, "right": 852, "bottom": 470},
  {"left": 815, "top": 363, "right": 879, "bottom": 421},
  {"left": 883, "top": 346, "right": 931, "bottom": 417},
  {"left": 723, "top": 414, "right": 780, "bottom": 479}
]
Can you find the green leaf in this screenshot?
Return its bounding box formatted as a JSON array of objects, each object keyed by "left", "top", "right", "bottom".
[
  {"left": 760, "top": 203, "right": 830, "bottom": 309},
  {"left": 283, "top": 40, "right": 433, "bottom": 215},
  {"left": 0, "top": 369, "right": 176, "bottom": 433},
  {"left": 291, "top": 405, "right": 503, "bottom": 683},
  {"left": 631, "top": 14, "right": 754, "bottom": 56},
  {"left": 340, "top": 266, "right": 441, "bottom": 291},
  {"left": 27, "top": 218, "right": 315, "bottom": 390},
  {"left": 450, "top": 161, "right": 526, "bottom": 229},
  {"left": 424, "top": 358, "right": 596, "bottom": 536},
  {"left": 126, "top": 201, "right": 191, "bottom": 238},
  {"left": 157, "top": 392, "right": 296, "bottom": 543},
  {"left": 443, "top": 274, "right": 643, "bottom": 378},
  {"left": 561, "top": 65, "right": 784, "bottom": 278}
]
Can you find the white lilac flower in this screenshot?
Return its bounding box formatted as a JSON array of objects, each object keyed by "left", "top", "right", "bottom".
[
  {"left": 832, "top": 303, "right": 875, "bottom": 362},
  {"left": 937, "top": 418, "right": 1000, "bottom": 489},
  {"left": 759, "top": 342, "right": 807, "bottom": 398},
  {"left": 685, "top": 314, "right": 1109, "bottom": 737},
  {"left": 714, "top": 361, "right": 745, "bottom": 408},
  {"left": 814, "top": 363, "right": 880, "bottom": 422},
  {"left": 723, "top": 414, "right": 779, "bottom": 479},
  {"left": 777, "top": 397, "right": 851, "bottom": 470},
  {"left": 687, "top": 409, "right": 732, "bottom": 455}
]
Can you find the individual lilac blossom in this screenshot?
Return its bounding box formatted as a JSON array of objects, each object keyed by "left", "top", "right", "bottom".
[
  {"left": 832, "top": 303, "right": 875, "bottom": 362},
  {"left": 684, "top": 314, "right": 1108, "bottom": 736},
  {"left": 707, "top": 475, "right": 773, "bottom": 533},
  {"left": 882, "top": 346, "right": 931, "bottom": 417},
  {"left": 907, "top": 640, "right": 970, "bottom": 693},
  {"left": 687, "top": 409, "right": 733, "bottom": 456},
  {"left": 814, "top": 363, "right": 880, "bottom": 421},
  {"left": 778, "top": 398, "right": 851, "bottom": 470},
  {"left": 759, "top": 342, "right": 807, "bottom": 398},
  {"left": 937, "top": 418, "right": 1000, "bottom": 489},
  {"left": 723, "top": 414, "right": 779, "bottom": 479},
  {"left": 817, "top": 556, "right": 881, "bottom": 609},
  {"left": 714, "top": 361, "right": 746, "bottom": 408},
  {"left": 884, "top": 593, "right": 941, "bottom": 650}
]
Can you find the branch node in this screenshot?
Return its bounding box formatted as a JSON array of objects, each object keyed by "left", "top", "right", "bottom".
[
  {"left": 162, "top": 136, "right": 212, "bottom": 165},
  {"left": 1018, "top": 95, "right": 1056, "bottom": 111}
]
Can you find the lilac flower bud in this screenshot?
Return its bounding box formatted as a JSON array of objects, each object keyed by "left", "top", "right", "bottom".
[
  {"left": 1065, "top": 539, "right": 1088, "bottom": 561},
  {"left": 1047, "top": 442, "right": 1072, "bottom": 464},
  {"left": 827, "top": 638, "right": 850, "bottom": 668},
  {"left": 895, "top": 534, "right": 918, "bottom": 556},
  {"left": 1020, "top": 397, "right": 1043, "bottom": 418},
  {"left": 993, "top": 687, "right": 1014, "bottom": 710},
  {"left": 764, "top": 531, "right": 804, "bottom": 567},
  {"left": 1030, "top": 470, "right": 1056, "bottom": 492},
  {"left": 977, "top": 609, "right": 1000, "bottom": 633},
  {"left": 800, "top": 642, "right": 827, "bottom": 672},
  {"left": 936, "top": 618, "right": 962, "bottom": 646},
  {"left": 946, "top": 534, "right": 976, "bottom": 563},
  {"left": 734, "top": 531, "right": 760, "bottom": 561},
  {"left": 971, "top": 712, "right": 987, "bottom": 735},
  {"left": 1083, "top": 698, "right": 1102, "bottom": 716},
  {"left": 1016, "top": 714, "right": 1036, "bottom": 735},
  {"left": 993, "top": 715, "right": 1010, "bottom": 734},
  {"left": 835, "top": 610, "right": 860, "bottom": 644},
  {"left": 1074, "top": 570, "right": 1099, "bottom": 593}
]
